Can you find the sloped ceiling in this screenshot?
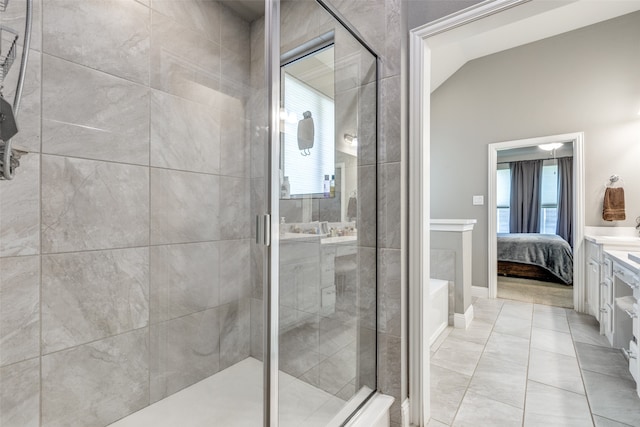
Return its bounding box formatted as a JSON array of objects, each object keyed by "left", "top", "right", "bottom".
[{"left": 430, "top": 0, "right": 640, "bottom": 92}]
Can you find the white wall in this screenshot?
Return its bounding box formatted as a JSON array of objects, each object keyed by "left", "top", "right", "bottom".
[{"left": 431, "top": 11, "right": 640, "bottom": 288}]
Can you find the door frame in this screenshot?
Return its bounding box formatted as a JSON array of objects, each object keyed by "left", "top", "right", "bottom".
[
  {"left": 487, "top": 133, "right": 586, "bottom": 309},
  {"left": 409, "top": 0, "right": 535, "bottom": 424}
]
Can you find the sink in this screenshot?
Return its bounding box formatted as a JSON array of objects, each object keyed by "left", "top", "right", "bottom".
[{"left": 629, "top": 252, "right": 640, "bottom": 264}]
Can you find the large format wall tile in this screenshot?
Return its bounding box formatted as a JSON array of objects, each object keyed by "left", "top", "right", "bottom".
[
  {"left": 152, "top": 0, "right": 220, "bottom": 43},
  {"left": 0, "top": 154, "right": 40, "bottom": 257},
  {"left": 378, "top": 248, "right": 401, "bottom": 337},
  {"left": 0, "top": 358, "right": 40, "bottom": 427},
  {"left": 0, "top": 256, "right": 39, "bottom": 367},
  {"left": 150, "top": 90, "right": 220, "bottom": 174},
  {"left": 378, "top": 162, "right": 401, "bottom": 249},
  {"left": 358, "top": 246, "right": 377, "bottom": 331},
  {"left": 357, "top": 165, "right": 377, "bottom": 248},
  {"left": 42, "top": 55, "right": 150, "bottom": 165},
  {"left": 250, "top": 297, "right": 263, "bottom": 360},
  {"left": 150, "top": 168, "right": 219, "bottom": 244},
  {"left": 42, "top": 329, "right": 149, "bottom": 427},
  {"left": 150, "top": 308, "right": 220, "bottom": 403},
  {"left": 42, "top": 248, "right": 149, "bottom": 354},
  {"left": 219, "top": 176, "right": 250, "bottom": 240},
  {"left": 42, "top": 0, "right": 150, "bottom": 85},
  {"left": 220, "top": 5, "right": 250, "bottom": 86},
  {"left": 219, "top": 239, "right": 251, "bottom": 305},
  {"left": 379, "top": 76, "right": 401, "bottom": 163},
  {"left": 41, "top": 155, "right": 149, "bottom": 253},
  {"left": 220, "top": 100, "right": 249, "bottom": 177},
  {"left": 150, "top": 242, "right": 219, "bottom": 323},
  {"left": 150, "top": 11, "right": 221, "bottom": 108},
  {"left": 219, "top": 298, "right": 250, "bottom": 370}
]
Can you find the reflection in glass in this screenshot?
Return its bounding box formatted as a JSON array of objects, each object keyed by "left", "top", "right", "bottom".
[
  {"left": 281, "top": 46, "right": 335, "bottom": 198},
  {"left": 278, "top": 0, "right": 378, "bottom": 425}
]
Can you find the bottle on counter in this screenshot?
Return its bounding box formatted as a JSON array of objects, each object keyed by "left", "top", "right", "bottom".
[
  {"left": 330, "top": 174, "right": 335, "bottom": 198},
  {"left": 323, "top": 174, "right": 330, "bottom": 198},
  {"left": 281, "top": 176, "right": 290, "bottom": 199}
]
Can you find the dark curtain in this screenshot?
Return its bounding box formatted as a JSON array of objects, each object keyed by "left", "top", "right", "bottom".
[
  {"left": 509, "top": 160, "right": 543, "bottom": 233},
  {"left": 556, "top": 157, "right": 574, "bottom": 246}
]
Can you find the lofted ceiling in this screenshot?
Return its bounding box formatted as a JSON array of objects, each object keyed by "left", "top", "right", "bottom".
[{"left": 429, "top": 0, "right": 640, "bottom": 92}]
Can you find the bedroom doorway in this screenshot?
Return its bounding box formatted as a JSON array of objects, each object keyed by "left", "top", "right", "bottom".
[{"left": 488, "top": 133, "right": 585, "bottom": 309}]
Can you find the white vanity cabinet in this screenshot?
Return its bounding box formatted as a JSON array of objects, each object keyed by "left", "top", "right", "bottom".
[
  {"left": 585, "top": 239, "right": 603, "bottom": 321},
  {"left": 604, "top": 250, "right": 640, "bottom": 396},
  {"left": 584, "top": 234, "right": 640, "bottom": 335}
]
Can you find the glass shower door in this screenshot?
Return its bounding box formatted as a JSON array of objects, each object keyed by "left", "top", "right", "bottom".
[{"left": 272, "top": 1, "right": 378, "bottom": 425}]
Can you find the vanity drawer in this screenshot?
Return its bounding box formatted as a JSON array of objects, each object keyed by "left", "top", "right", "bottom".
[
  {"left": 604, "top": 257, "right": 613, "bottom": 279},
  {"left": 613, "top": 263, "right": 640, "bottom": 289},
  {"left": 601, "top": 278, "right": 613, "bottom": 307}
]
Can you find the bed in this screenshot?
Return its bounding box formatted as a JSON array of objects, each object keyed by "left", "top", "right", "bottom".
[{"left": 497, "top": 233, "right": 573, "bottom": 285}]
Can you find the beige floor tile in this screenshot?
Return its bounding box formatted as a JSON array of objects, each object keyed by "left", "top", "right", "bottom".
[
  {"left": 452, "top": 390, "right": 522, "bottom": 427},
  {"left": 524, "top": 380, "right": 593, "bottom": 427},
  {"left": 528, "top": 348, "right": 585, "bottom": 394}
]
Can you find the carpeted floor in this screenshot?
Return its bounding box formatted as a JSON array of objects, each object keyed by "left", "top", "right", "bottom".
[{"left": 497, "top": 276, "right": 573, "bottom": 308}]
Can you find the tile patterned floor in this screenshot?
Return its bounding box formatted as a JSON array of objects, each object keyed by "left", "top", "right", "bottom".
[{"left": 429, "top": 298, "right": 640, "bottom": 426}]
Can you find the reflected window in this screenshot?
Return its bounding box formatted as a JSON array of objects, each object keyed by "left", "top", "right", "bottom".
[{"left": 281, "top": 46, "right": 335, "bottom": 198}]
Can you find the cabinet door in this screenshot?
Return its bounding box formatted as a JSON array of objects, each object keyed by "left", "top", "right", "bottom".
[
  {"left": 587, "top": 258, "right": 601, "bottom": 318},
  {"left": 604, "top": 303, "right": 614, "bottom": 345},
  {"left": 600, "top": 279, "right": 611, "bottom": 334}
]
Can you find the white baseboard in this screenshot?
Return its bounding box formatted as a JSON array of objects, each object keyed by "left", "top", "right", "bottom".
[
  {"left": 471, "top": 285, "right": 489, "bottom": 298},
  {"left": 454, "top": 304, "right": 474, "bottom": 329},
  {"left": 343, "top": 390, "right": 394, "bottom": 427},
  {"left": 401, "top": 399, "right": 410, "bottom": 427},
  {"left": 429, "top": 321, "right": 448, "bottom": 346}
]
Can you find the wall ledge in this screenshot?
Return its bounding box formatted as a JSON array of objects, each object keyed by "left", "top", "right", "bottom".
[{"left": 431, "top": 219, "right": 477, "bottom": 232}]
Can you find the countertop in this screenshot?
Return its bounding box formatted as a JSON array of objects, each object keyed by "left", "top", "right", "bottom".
[
  {"left": 280, "top": 232, "right": 357, "bottom": 245},
  {"left": 605, "top": 250, "right": 640, "bottom": 273},
  {"left": 584, "top": 235, "right": 640, "bottom": 245}
]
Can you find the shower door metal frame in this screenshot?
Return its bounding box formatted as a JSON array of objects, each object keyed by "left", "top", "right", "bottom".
[{"left": 264, "top": 1, "right": 280, "bottom": 426}]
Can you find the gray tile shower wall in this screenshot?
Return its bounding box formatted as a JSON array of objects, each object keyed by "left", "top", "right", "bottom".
[
  {"left": 0, "top": 0, "right": 253, "bottom": 425},
  {"left": 0, "top": 256, "right": 40, "bottom": 367},
  {"left": 326, "top": 0, "right": 406, "bottom": 423}
]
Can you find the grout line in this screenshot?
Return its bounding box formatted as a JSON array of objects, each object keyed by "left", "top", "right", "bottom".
[
  {"left": 442, "top": 297, "right": 640, "bottom": 427},
  {"left": 447, "top": 300, "right": 505, "bottom": 425},
  {"left": 32, "top": 238, "right": 253, "bottom": 258},
  {"left": 526, "top": 378, "right": 589, "bottom": 397},
  {"left": 40, "top": 300, "right": 228, "bottom": 362},
  {"left": 38, "top": 151, "right": 250, "bottom": 180},
  {"left": 567, "top": 311, "right": 598, "bottom": 427}
]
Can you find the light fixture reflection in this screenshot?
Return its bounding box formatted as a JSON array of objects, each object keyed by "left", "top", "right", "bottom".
[
  {"left": 538, "top": 142, "right": 563, "bottom": 151},
  {"left": 279, "top": 108, "right": 298, "bottom": 124},
  {"left": 344, "top": 133, "right": 358, "bottom": 146}
]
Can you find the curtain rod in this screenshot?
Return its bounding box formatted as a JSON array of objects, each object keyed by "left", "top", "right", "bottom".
[{"left": 497, "top": 156, "right": 573, "bottom": 165}]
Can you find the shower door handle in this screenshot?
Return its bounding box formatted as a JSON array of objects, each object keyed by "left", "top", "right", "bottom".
[{"left": 256, "top": 214, "right": 271, "bottom": 246}]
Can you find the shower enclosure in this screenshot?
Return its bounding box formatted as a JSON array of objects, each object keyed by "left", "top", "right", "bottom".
[{"left": 0, "top": 1, "right": 378, "bottom": 426}]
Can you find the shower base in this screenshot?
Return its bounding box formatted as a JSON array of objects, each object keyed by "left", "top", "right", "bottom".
[{"left": 109, "top": 357, "right": 345, "bottom": 427}]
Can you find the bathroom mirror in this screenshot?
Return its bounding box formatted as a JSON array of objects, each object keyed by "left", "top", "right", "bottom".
[{"left": 280, "top": 44, "right": 337, "bottom": 200}]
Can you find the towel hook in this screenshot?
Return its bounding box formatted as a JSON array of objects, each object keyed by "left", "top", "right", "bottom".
[{"left": 610, "top": 175, "right": 620, "bottom": 183}]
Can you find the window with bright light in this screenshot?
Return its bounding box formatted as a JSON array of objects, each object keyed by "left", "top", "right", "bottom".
[
  {"left": 540, "top": 163, "right": 558, "bottom": 234},
  {"left": 497, "top": 167, "right": 511, "bottom": 233}
]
